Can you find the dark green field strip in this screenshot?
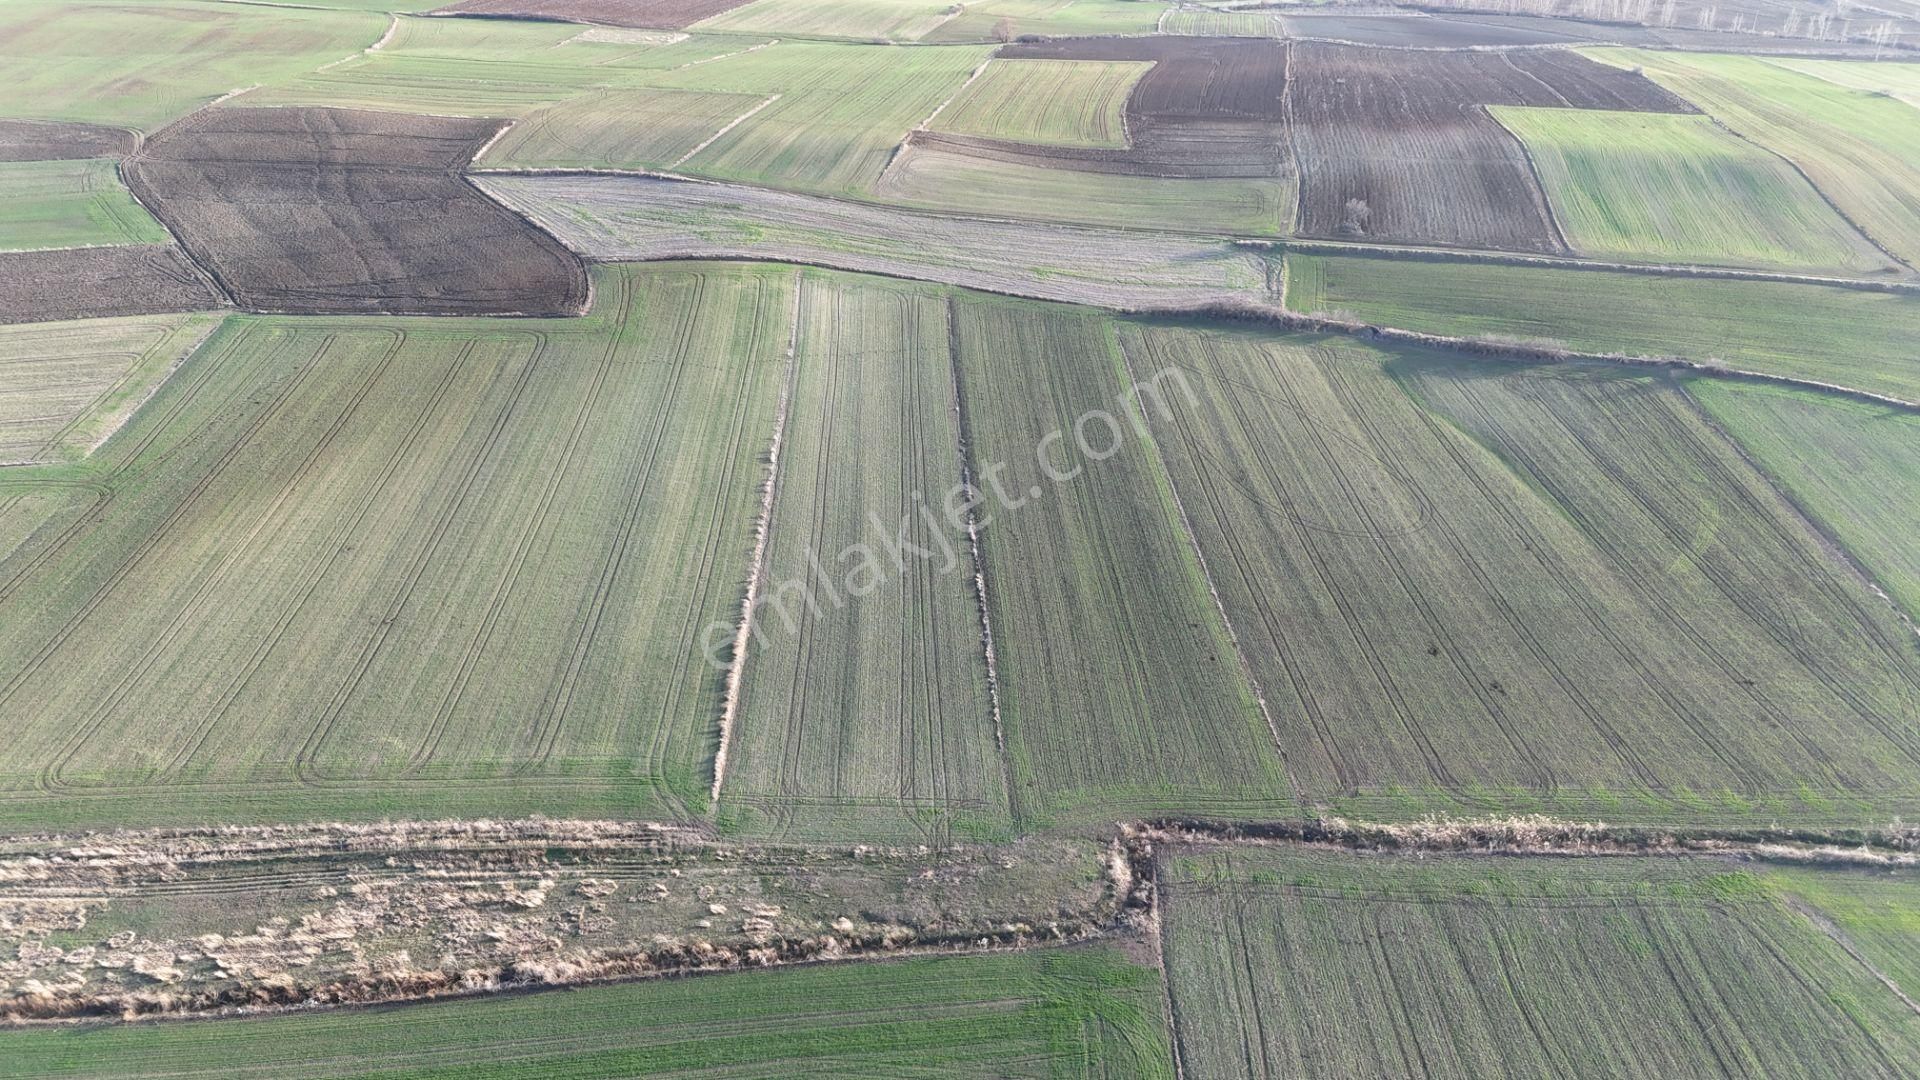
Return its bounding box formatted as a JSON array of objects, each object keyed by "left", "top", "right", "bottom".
[
  {"left": 0, "top": 264, "right": 786, "bottom": 826},
  {"left": 1284, "top": 252, "right": 1920, "bottom": 403},
  {"left": 1690, "top": 379, "right": 1920, "bottom": 624},
  {"left": 1122, "top": 316, "right": 1920, "bottom": 825},
  {"left": 0, "top": 947, "right": 1173, "bottom": 1079},
  {"left": 1159, "top": 848, "right": 1920, "bottom": 1079},
  {"left": 722, "top": 271, "right": 1011, "bottom": 844},
  {"left": 948, "top": 294, "right": 1294, "bottom": 828}
]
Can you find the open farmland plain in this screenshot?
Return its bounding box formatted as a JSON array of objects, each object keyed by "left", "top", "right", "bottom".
[
  {"left": 0, "top": 161, "right": 168, "bottom": 253},
  {"left": 929, "top": 59, "right": 1149, "bottom": 149},
  {"left": 0, "top": 314, "right": 220, "bottom": 465},
  {"left": 1284, "top": 252, "right": 1920, "bottom": 402},
  {"left": 1159, "top": 847, "right": 1920, "bottom": 1078},
  {"left": 0, "top": 264, "right": 786, "bottom": 829},
  {"left": 480, "top": 173, "right": 1272, "bottom": 308}
]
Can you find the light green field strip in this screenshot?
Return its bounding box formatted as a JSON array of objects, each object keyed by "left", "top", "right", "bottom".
[
  {"left": 0, "top": 313, "right": 219, "bottom": 464},
  {"left": 921, "top": 0, "right": 1169, "bottom": 42},
  {"left": 1595, "top": 49, "right": 1920, "bottom": 267},
  {"left": 0, "top": 946, "right": 1174, "bottom": 1079},
  {"left": 722, "top": 272, "right": 1011, "bottom": 844},
  {"left": 1765, "top": 863, "right": 1920, "bottom": 1006},
  {"left": 1124, "top": 319, "right": 1920, "bottom": 825},
  {"left": 1691, "top": 380, "right": 1920, "bottom": 623},
  {"left": 1284, "top": 253, "right": 1920, "bottom": 403},
  {"left": 0, "top": 159, "right": 168, "bottom": 253},
  {"left": 240, "top": 16, "right": 751, "bottom": 117},
  {"left": 1159, "top": 849, "right": 1920, "bottom": 1079},
  {"left": 1770, "top": 56, "right": 1920, "bottom": 109},
  {"left": 1161, "top": 9, "right": 1283, "bottom": 35},
  {"left": 0, "top": 0, "right": 386, "bottom": 131},
  {"left": 0, "top": 263, "right": 787, "bottom": 830},
  {"left": 878, "top": 142, "right": 1294, "bottom": 236},
  {"left": 1491, "top": 106, "right": 1891, "bottom": 274},
  {"left": 652, "top": 40, "right": 991, "bottom": 195},
  {"left": 931, "top": 59, "right": 1150, "bottom": 150},
  {"left": 478, "top": 86, "right": 771, "bottom": 168},
  {"left": 691, "top": 0, "right": 959, "bottom": 41},
  {"left": 950, "top": 297, "right": 1292, "bottom": 828}
]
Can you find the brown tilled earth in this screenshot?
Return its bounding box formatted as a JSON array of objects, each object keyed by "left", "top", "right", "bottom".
[
  {"left": 1279, "top": 14, "right": 1588, "bottom": 47},
  {"left": 0, "top": 246, "right": 225, "bottom": 324},
  {"left": 920, "top": 36, "right": 1292, "bottom": 179},
  {"left": 0, "top": 119, "right": 137, "bottom": 162},
  {"left": 1289, "top": 43, "right": 1693, "bottom": 251},
  {"left": 123, "top": 107, "right": 589, "bottom": 316},
  {"left": 427, "top": 0, "right": 748, "bottom": 29}
]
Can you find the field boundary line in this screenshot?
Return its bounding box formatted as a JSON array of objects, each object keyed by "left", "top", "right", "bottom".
[
  {"left": 1783, "top": 894, "right": 1920, "bottom": 1018},
  {"left": 316, "top": 12, "right": 398, "bottom": 71},
  {"left": 672, "top": 93, "right": 781, "bottom": 169},
  {"left": 711, "top": 269, "right": 802, "bottom": 805},
  {"left": 1483, "top": 103, "right": 1573, "bottom": 253}
]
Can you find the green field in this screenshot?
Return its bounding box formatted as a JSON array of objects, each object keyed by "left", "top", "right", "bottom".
[
  {"left": 931, "top": 59, "right": 1151, "bottom": 149},
  {"left": 0, "top": 313, "right": 218, "bottom": 465},
  {"left": 1598, "top": 49, "right": 1920, "bottom": 268},
  {"left": 0, "top": 0, "right": 385, "bottom": 130},
  {"left": 1123, "top": 317, "right": 1920, "bottom": 823},
  {"left": 1161, "top": 9, "right": 1282, "bottom": 34},
  {"left": 0, "top": 263, "right": 787, "bottom": 829},
  {"left": 1691, "top": 379, "right": 1920, "bottom": 622},
  {"left": 692, "top": 0, "right": 962, "bottom": 40},
  {"left": 879, "top": 142, "right": 1294, "bottom": 236},
  {"left": 921, "top": 0, "right": 1170, "bottom": 41},
  {"left": 1773, "top": 56, "right": 1920, "bottom": 109},
  {"left": 1159, "top": 847, "right": 1920, "bottom": 1078},
  {"left": 1284, "top": 252, "right": 1920, "bottom": 402},
  {"left": 0, "top": 946, "right": 1173, "bottom": 1078},
  {"left": 1491, "top": 106, "right": 1890, "bottom": 274},
  {"left": 479, "top": 86, "right": 770, "bottom": 169},
  {"left": 0, "top": 160, "right": 169, "bottom": 252},
  {"left": 950, "top": 296, "right": 1293, "bottom": 827},
  {"left": 721, "top": 272, "right": 1011, "bottom": 842}
]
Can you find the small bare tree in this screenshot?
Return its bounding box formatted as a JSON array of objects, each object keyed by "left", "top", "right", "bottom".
[
  {"left": 992, "top": 16, "right": 1015, "bottom": 43},
  {"left": 1338, "top": 197, "right": 1371, "bottom": 236}
]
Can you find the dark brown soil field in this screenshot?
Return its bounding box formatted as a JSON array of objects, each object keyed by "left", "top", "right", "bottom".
[
  {"left": 936, "top": 36, "right": 1291, "bottom": 179},
  {"left": 1289, "top": 43, "right": 1691, "bottom": 251},
  {"left": 428, "top": 0, "right": 747, "bottom": 28},
  {"left": 0, "top": 245, "right": 225, "bottom": 324},
  {"left": 124, "top": 107, "right": 588, "bottom": 316},
  {"left": 1279, "top": 13, "right": 1586, "bottom": 46},
  {"left": 0, "top": 119, "right": 137, "bottom": 161}
]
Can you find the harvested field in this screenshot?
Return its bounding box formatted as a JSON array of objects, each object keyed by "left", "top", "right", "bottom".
[
  {"left": 720, "top": 274, "right": 1011, "bottom": 843},
  {"left": 124, "top": 107, "right": 587, "bottom": 316},
  {"left": 477, "top": 87, "right": 770, "bottom": 168},
  {"left": 2, "top": 945, "right": 1170, "bottom": 1078},
  {"left": 1159, "top": 847, "right": 1920, "bottom": 1078},
  {"left": 0, "top": 160, "right": 169, "bottom": 253},
  {"left": 0, "top": 0, "right": 387, "bottom": 132},
  {"left": 0, "top": 314, "right": 220, "bottom": 465},
  {"left": 876, "top": 141, "right": 1294, "bottom": 234},
  {"left": 1605, "top": 49, "right": 1920, "bottom": 266},
  {"left": 691, "top": 0, "right": 962, "bottom": 40},
  {"left": 1283, "top": 251, "right": 1920, "bottom": 401},
  {"left": 0, "top": 263, "right": 785, "bottom": 830},
  {"left": 1693, "top": 380, "right": 1920, "bottom": 621},
  {"left": 0, "top": 120, "right": 135, "bottom": 163},
  {"left": 1492, "top": 106, "right": 1893, "bottom": 273},
  {"left": 1288, "top": 43, "right": 1693, "bottom": 250},
  {"left": 1279, "top": 12, "right": 1586, "bottom": 45},
  {"left": 427, "top": 0, "right": 751, "bottom": 28},
  {"left": 949, "top": 296, "right": 1294, "bottom": 827},
  {"left": 1124, "top": 319, "right": 1920, "bottom": 824},
  {"left": 480, "top": 173, "right": 1272, "bottom": 308},
  {"left": 929, "top": 59, "right": 1151, "bottom": 149},
  {"left": 0, "top": 246, "right": 224, "bottom": 326},
  {"left": 953, "top": 36, "right": 1289, "bottom": 179}
]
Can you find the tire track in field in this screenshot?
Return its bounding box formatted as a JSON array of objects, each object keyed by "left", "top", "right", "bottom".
[
  {"left": 293, "top": 327, "right": 552, "bottom": 782},
  {"left": 0, "top": 329, "right": 331, "bottom": 757},
  {"left": 1323, "top": 360, "right": 1661, "bottom": 789},
  {"left": 1517, "top": 378, "right": 1903, "bottom": 778},
  {"left": 1440, "top": 375, "right": 1777, "bottom": 794},
  {"left": 777, "top": 283, "right": 836, "bottom": 799},
  {"left": 43, "top": 327, "right": 406, "bottom": 791},
  {"left": 1272, "top": 347, "right": 1553, "bottom": 790},
  {"left": 1734, "top": 909, "right": 1911, "bottom": 1077},
  {"left": 1179, "top": 341, "right": 1451, "bottom": 788},
  {"left": 519, "top": 274, "right": 698, "bottom": 774},
  {"left": 159, "top": 335, "right": 480, "bottom": 783}
]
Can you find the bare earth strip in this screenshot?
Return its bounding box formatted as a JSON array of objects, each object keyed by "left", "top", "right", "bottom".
[
  {"left": 0, "top": 246, "right": 225, "bottom": 325},
  {"left": 480, "top": 173, "right": 1271, "bottom": 309}
]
